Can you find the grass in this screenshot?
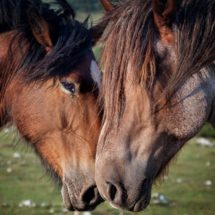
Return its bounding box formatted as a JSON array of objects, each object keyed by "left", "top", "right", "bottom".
[
  {"left": 0, "top": 129, "right": 215, "bottom": 215},
  {"left": 198, "top": 123, "right": 215, "bottom": 138}
]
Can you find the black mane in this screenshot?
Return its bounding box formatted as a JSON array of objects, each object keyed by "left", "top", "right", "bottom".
[{"left": 0, "top": 0, "right": 91, "bottom": 81}]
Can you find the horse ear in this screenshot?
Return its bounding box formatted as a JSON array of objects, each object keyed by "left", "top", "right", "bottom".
[
  {"left": 152, "top": 0, "right": 180, "bottom": 43},
  {"left": 56, "top": 0, "right": 76, "bottom": 19},
  {"left": 28, "top": 11, "right": 53, "bottom": 52},
  {"left": 100, "top": 0, "right": 113, "bottom": 12},
  {"left": 152, "top": 0, "right": 179, "bottom": 27}
]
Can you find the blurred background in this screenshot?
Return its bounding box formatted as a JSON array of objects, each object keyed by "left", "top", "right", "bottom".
[{"left": 0, "top": 0, "right": 215, "bottom": 215}]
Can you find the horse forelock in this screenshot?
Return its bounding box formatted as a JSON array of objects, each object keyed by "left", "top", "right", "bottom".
[
  {"left": 98, "top": 0, "right": 215, "bottom": 129},
  {"left": 99, "top": 0, "right": 157, "bottom": 130}
]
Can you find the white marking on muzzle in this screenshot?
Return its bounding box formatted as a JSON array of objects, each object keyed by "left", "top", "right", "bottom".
[{"left": 90, "top": 60, "right": 101, "bottom": 87}]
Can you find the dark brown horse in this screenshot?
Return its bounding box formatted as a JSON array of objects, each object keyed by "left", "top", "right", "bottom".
[
  {"left": 0, "top": 0, "right": 102, "bottom": 211},
  {"left": 95, "top": 0, "right": 215, "bottom": 212}
]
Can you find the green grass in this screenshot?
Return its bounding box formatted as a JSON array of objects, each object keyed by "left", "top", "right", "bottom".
[
  {"left": 0, "top": 130, "right": 215, "bottom": 215},
  {"left": 198, "top": 123, "right": 215, "bottom": 138}
]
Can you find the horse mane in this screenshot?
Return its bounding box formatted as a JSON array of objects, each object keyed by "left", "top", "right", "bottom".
[
  {"left": 96, "top": 0, "right": 215, "bottom": 126},
  {"left": 0, "top": 0, "right": 91, "bottom": 83}
]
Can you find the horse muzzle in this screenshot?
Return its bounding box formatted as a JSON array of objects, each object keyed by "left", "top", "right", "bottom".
[{"left": 61, "top": 176, "right": 103, "bottom": 211}]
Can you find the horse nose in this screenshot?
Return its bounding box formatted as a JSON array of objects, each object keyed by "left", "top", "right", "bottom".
[
  {"left": 95, "top": 154, "right": 152, "bottom": 212},
  {"left": 62, "top": 182, "right": 103, "bottom": 211},
  {"left": 81, "top": 184, "right": 103, "bottom": 209}
]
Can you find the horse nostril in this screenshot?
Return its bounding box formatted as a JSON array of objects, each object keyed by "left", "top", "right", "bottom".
[
  {"left": 82, "top": 185, "right": 96, "bottom": 204},
  {"left": 106, "top": 181, "right": 128, "bottom": 208},
  {"left": 81, "top": 185, "right": 102, "bottom": 207},
  {"left": 106, "top": 182, "right": 117, "bottom": 201}
]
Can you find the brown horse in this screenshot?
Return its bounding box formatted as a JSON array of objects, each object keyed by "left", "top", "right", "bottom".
[
  {"left": 0, "top": 0, "right": 103, "bottom": 211},
  {"left": 95, "top": 0, "right": 215, "bottom": 212}
]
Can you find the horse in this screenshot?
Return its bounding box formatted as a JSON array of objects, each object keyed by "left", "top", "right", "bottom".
[
  {"left": 95, "top": 0, "right": 215, "bottom": 212},
  {"left": 0, "top": 0, "right": 103, "bottom": 211}
]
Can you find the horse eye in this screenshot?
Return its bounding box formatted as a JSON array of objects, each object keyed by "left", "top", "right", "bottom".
[{"left": 60, "top": 81, "right": 76, "bottom": 95}]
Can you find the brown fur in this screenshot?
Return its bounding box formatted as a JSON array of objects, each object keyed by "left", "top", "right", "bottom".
[
  {"left": 0, "top": 0, "right": 103, "bottom": 211},
  {"left": 94, "top": 0, "right": 215, "bottom": 212}
]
